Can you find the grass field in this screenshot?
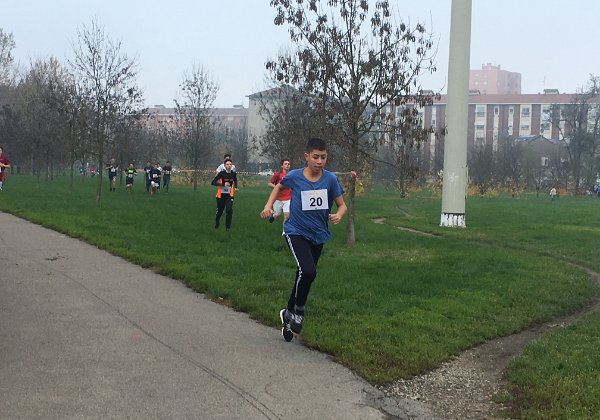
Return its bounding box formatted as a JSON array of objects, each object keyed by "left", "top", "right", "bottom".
[{"left": 1, "top": 174, "right": 599, "bottom": 417}]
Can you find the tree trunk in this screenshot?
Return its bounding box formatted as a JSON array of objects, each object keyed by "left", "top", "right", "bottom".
[
  {"left": 96, "top": 155, "right": 103, "bottom": 203},
  {"left": 345, "top": 176, "right": 356, "bottom": 247}
]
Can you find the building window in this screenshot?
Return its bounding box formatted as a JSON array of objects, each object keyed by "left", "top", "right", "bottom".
[
  {"left": 494, "top": 106, "right": 499, "bottom": 115},
  {"left": 520, "top": 125, "right": 530, "bottom": 130},
  {"left": 476, "top": 105, "right": 485, "bottom": 118},
  {"left": 541, "top": 157, "right": 549, "bottom": 167},
  {"left": 509, "top": 106, "right": 514, "bottom": 114},
  {"left": 521, "top": 107, "right": 530, "bottom": 117},
  {"left": 475, "top": 124, "right": 485, "bottom": 130}
]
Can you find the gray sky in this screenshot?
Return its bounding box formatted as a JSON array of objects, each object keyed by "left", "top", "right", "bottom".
[{"left": 1, "top": 1, "right": 598, "bottom": 108}]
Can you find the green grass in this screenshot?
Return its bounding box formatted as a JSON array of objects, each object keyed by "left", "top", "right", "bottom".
[
  {"left": 1, "top": 175, "right": 599, "bottom": 416},
  {"left": 505, "top": 311, "right": 600, "bottom": 419}
]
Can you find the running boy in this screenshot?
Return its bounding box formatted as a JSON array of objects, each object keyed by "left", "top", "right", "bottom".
[
  {"left": 124, "top": 163, "right": 137, "bottom": 193},
  {"left": 267, "top": 158, "right": 291, "bottom": 223},
  {"left": 260, "top": 138, "right": 347, "bottom": 341},
  {"left": 143, "top": 161, "right": 153, "bottom": 193},
  {"left": 211, "top": 158, "right": 238, "bottom": 230},
  {"left": 149, "top": 162, "right": 161, "bottom": 196},
  {"left": 106, "top": 158, "right": 118, "bottom": 192}
]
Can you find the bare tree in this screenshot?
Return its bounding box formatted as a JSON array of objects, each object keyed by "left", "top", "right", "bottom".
[
  {"left": 221, "top": 126, "right": 250, "bottom": 170},
  {"left": 255, "top": 85, "right": 335, "bottom": 169},
  {"left": 549, "top": 75, "right": 600, "bottom": 192},
  {"left": 0, "top": 28, "right": 16, "bottom": 85},
  {"left": 267, "top": 0, "right": 437, "bottom": 246},
  {"left": 496, "top": 135, "right": 523, "bottom": 196},
  {"left": 70, "top": 18, "right": 143, "bottom": 202},
  {"left": 468, "top": 143, "right": 495, "bottom": 195},
  {"left": 174, "top": 64, "right": 219, "bottom": 190},
  {"left": 384, "top": 107, "right": 434, "bottom": 197},
  {"left": 17, "top": 58, "right": 68, "bottom": 185}
]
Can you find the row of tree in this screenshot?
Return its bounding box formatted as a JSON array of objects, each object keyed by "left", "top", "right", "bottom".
[{"left": 0, "top": 20, "right": 230, "bottom": 202}]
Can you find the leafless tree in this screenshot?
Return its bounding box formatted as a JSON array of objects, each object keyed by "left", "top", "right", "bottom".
[
  {"left": 69, "top": 18, "right": 143, "bottom": 202},
  {"left": 16, "top": 58, "right": 69, "bottom": 185},
  {"left": 0, "top": 28, "right": 16, "bottom": 85},
  {"left": 255, "top": 85, "right": 337, "bottom": 169},
  {"left": 468, "top": 142, "right": 495, "bottom": 195},
  {"left": 174, "top": 64, "right": 219, "bottom": 190},
  {"left": 549, "top": 75, "right": 600, "bottom": 192},
  {"left": 496, "top": 135, "right": 523, "bottom": 196},
  {"left": 267, "top": 0, "right": 437, "bottom": 246}
]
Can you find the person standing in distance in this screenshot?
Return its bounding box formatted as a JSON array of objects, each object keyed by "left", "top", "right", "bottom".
[
  {"left": 267, "top": 158, "right": 291, "bottom": 223},
  {"left": 211, "top": 158, "right": 238, "bottom": 231},
  {"left": 0, "top": 146, "right": 11, "bottom": 191},
  {"left": 260, "top": 138, "right": 347, "bottom": 341}
]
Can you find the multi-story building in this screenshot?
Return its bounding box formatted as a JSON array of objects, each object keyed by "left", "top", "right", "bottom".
[
  {"left": 143, "top": 105, "right": 248, "bottom": 133},
  {"left": 469, "top": 63, "right": 522, "bottom": 95},
  {"left": 414, "top": 90, "right": 600, "bottom": 175}
]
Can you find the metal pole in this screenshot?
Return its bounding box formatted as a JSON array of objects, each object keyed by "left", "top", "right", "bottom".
[{"left": 440, "top": 0, "right": 472, "bottom": 227}]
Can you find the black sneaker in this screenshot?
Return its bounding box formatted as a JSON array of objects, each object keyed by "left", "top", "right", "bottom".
[
  {"left": 279, "top": 309, "right": 294, "bottom": 342},
  {"left": 268, "top": 215, "right": 275, "bottom": 223},
  {"left": 289, "top": 309, "right": 304, "bottom": 334}
]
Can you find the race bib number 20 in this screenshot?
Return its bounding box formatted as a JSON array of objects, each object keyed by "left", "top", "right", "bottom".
[{"left": 301, "top": 189, "right": 329, "bottom": 211}]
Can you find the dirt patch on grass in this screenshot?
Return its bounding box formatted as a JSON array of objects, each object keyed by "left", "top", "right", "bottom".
[{"left": 373, "top": 218, "right": 600, "bottom": 419}]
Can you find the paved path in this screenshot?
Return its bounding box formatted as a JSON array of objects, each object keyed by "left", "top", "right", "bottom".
[{"left": 0, "top": 212, "right": 437, "bottom": 420}]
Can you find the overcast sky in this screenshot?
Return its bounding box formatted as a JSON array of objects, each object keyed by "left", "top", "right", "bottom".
[{"left": 1, "top": 0, "right": 598, "bottom": 108}]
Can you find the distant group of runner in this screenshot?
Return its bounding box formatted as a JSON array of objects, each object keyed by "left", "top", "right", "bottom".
[{"left": 104, "top": 159, "right": 172, "bottom": 195}]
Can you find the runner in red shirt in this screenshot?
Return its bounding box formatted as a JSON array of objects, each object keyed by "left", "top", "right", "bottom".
[
  {"left": 267, "top": 159, "right": 291, "bottom": 223},
  {"left": 0, "top": 146, "right": 11, "bottom": 191}
]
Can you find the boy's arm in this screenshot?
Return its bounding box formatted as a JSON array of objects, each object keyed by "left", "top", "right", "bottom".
[
  {"left": 210, "top": 172, "right": 222, "bottom": 187},
  {"left": 260, "top": 184, "right": 285, "bottom": 218},
  {"left": 328, "top": 195, "right": 347, "bottom": 225}
]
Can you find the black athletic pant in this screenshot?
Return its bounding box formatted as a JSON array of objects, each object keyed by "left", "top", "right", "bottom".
[
  {"left": 163, "top": 176, "right": 170, "bottom": 192},
  {"left": 215, "top": 195, "right": 234, "bottom": 229},
  {"left": 284, "top": 234, "right": 323, "bottom": 312}
]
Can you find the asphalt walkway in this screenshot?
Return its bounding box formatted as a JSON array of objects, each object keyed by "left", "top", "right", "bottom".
[{"left": 0, "top": 211, "right": 437, "bottom": 419}]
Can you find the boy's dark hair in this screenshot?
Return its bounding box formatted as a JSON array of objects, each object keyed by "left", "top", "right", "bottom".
[
  {"left": 305, "top": 138, "right": 327, "bottom": 152},
  {"left": 280, "top": 158, "right": 290, "bottom": 166},
  {"left": 224, "top": 158, "right": 232, "bottom": 164},
  {"left": 223, "top": 153, "right": 231, "bottom": 159}
]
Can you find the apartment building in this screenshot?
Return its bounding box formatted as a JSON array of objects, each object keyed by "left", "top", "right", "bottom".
[
  {"left": 413, "top": 90, "right": 600, "bottom": 174},
  {"left": 469, "top": 63, "right": 522, "bottom": 95},
  {"left": 143, "top": 105, "right": 248, "bottom": 133}
]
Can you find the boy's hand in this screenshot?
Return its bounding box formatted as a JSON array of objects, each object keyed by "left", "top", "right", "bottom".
[
  {"left": 260, "top": 207, "right": 274, "bottom": 219},
  {"left": 328, "top": 213, "right": 342, "bottom": 225}
]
